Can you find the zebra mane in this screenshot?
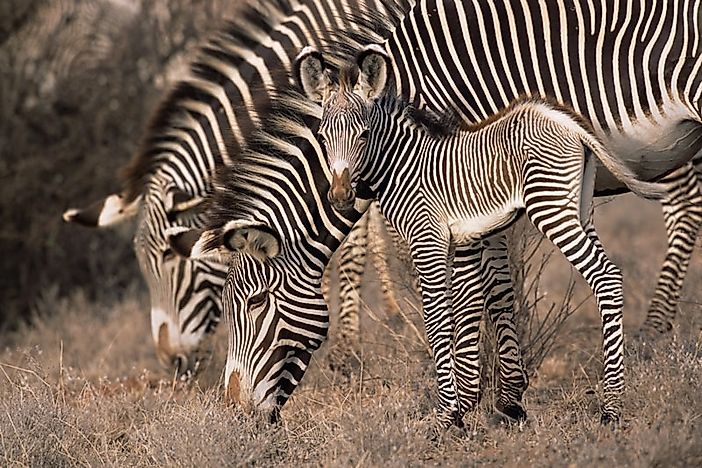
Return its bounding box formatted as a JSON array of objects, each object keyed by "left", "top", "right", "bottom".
[
  {"left": 205, "top": 86, "right": 325, "bottom": 230},
  {"left": 119, "top": 1, "right": 286, "bottom": 202},
  {"left": 119, "top": 0, "right": 408, "bottom": 204},
  {"left": 335, "top": 66, "right": 464, "bottom": 138},
  {"left": 401, "top": 103, "right": 465, "bottom": 138}
]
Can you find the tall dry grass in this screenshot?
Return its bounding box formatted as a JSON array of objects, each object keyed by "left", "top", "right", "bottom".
[{"left": 2, "top": 194, "right": 701, "bottom": 466}]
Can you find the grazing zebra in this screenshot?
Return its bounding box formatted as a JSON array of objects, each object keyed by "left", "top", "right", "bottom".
[
  {"left": 339, "top": 0, "right": 702, "bottom": 335},
  {"left": 62, "top": 0, "right": 412, "bottom": 377},
  {"left": 296, "top": 46, "right": 667, "bottom": 425}
]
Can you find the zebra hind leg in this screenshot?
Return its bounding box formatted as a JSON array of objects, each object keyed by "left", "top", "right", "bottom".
[
  {"left": 525, "top": 168, "right": 624, "bottom": 424},
  {"left": 642, "top": 163, "right": 702, "bottom": 335},
  {"left": 479, "top": 235, "right": 528, "bottom": 423}
]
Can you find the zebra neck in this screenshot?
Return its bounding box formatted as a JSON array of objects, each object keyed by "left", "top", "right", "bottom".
[{"left": 363, "top": 107, "right": 449, "bottom": 192}]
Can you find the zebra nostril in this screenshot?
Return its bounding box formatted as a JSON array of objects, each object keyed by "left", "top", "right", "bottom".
[{"left": 173, "top": 354, "right": 189, "bottom": 375}]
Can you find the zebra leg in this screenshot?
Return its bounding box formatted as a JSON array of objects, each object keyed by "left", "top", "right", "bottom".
[
  {"left": 450, "top": 243, "right": 485, "bottom": 417},
  {"left": 525, "top": 182, "right": 624, "bottom": 424},
  {"left": 326, "top": 212, "right": 368, "bottom": 371},
  {"left": 409, "top": 229, "right": 461, "bottom": 427},
  {"left": 479, "top": 234, "right": 528, "bottom": 422},
  {"left": 642, "top": 163, "right": 702, "bottom": 334},
  {"left": 367, "top": 202, "right": 402, "bottom": 317}
]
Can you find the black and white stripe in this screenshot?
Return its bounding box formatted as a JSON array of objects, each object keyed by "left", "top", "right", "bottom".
[{"left": 310, "top": 59, "right": 663, "bottom": 424}]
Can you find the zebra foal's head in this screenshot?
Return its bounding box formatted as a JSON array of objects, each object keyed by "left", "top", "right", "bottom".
[{"left": 294, "top": 45, "right": 391, "bottom": 213}]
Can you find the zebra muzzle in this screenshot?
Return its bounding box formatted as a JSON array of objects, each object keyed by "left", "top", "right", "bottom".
[{"left": 328, "top": 168, "right": 356, "bottom": 211}]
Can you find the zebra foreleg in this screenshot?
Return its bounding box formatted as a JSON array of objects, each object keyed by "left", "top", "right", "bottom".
[
  {"left": 409, "top": 228, "right": 462, "bottom": 428},
  {"left": 367, "top": 202, "right": 403, "bottom": 318},
  {"left": 642, "top": 163, "right": 702, "bottom": 334},
  {"left": 450, "top": 243, "right": 485, "bottom": 419},
  {"left": 326, "top": 213, "right": 368, "bottom": 373},
  {"left": 479, "top": 235, "right": 528, "bottom": 422}
]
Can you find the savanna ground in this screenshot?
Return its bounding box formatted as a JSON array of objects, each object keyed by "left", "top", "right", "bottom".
[
  {"left": 1, "top": 195, "right": 702, "bottom": 466},
  {"left": 2, "top": 1, "right": 702, "bottom": 466}
]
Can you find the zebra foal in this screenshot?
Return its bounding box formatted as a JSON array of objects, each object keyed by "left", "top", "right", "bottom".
[{"left": 295, "top": 46, "right": 665, "bottom": 425}]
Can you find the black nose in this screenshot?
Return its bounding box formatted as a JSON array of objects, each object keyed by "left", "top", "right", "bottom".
[{"left": 327, "top": 187, "right": 356, "bottom": 212}]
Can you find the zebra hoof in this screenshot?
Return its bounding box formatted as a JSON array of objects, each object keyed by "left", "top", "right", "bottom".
[
  {"left": 494, "top": 401, "right": 527, "bottom": 424},
  {"left": 600, "top": 411, "right": 621, "bottom": 427}
]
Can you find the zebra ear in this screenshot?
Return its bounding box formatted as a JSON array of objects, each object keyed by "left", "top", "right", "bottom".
[
  {"left": 221, "top": 220, "right": 281, "bottom": 261},
  {"left": 355, "top": 44, "right": 391, "bottom": 100},
  {"left": 294, "top": 46, "right": 333, "bottom": 103},
  {"left": 166, "top": 226, "right": 226, "bottom": 261},
  {"left": 165, "top": 189, "right": 206, "bottom": 220},
  {"left": 63, "top": 193, "right": 141, "bottom": 227}
]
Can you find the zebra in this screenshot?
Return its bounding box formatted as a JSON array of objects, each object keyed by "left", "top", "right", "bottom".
[
  {"left": 295, "top": 46, "right": 668, "bottom": 425},
  {"left": 369, "top": 0, "right": 702, "bottom": 336},
  {"left": 167, "top": 0, "right": 702, "bottom": 424},
  {"left": 62, "top": 0, "right": 413, "bottom": 377}
]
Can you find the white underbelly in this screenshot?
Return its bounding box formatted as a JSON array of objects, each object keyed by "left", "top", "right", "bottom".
[
  {"left": 596, "top": 106, "right": 702, "bottom": 194},
  {"left": 449, "top": 202, "right": 524, "bottom": 244}
]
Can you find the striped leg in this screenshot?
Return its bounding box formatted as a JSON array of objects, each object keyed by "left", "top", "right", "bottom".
[
  {"left": 642, "top": 163, "right": 702, "bottom": 334},
  {"left": 479, "top": 235, "right": 528, "bottom": 421},
  {"left": 327, "top": 212, "right": 367, "bottom": 370},
  {"left": 367, "top": 202, "right": 403, "bottom": 316},
  {"left": 409, "top": 226, "right": 460, "bottom": 427},
  {"left": 525, "top": 171, "right": 624, "bottom": 423},
  {"left": 450, "top": 243, "right": 484, "bottom": 417}
]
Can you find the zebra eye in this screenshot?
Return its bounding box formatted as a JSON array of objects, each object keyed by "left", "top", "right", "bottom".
[
  {"left": 163, "top": 248, "right": 175, "bottom": 261},
  {"left": 248, "top": 290, "right": 268, "bottom": 309},
  {"left": 359, "top": 129, "right": 369, "bottom": 140}
]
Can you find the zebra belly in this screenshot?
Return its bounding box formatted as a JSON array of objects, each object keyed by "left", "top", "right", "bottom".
[
  {"left": 594, "top": 119, "right": 702, "bottom": 195},
  {"left": 448, "top": 202, "right": 524, "bottom": 244}
]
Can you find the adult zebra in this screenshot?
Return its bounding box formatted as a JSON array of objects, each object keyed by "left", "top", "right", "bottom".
[
  {"left": 380, "top": 0, "right": 702, "bottom": 335},
  {"left": 171, "top": 0, "right": 702, "bottom": 425},
  {"left": 62, "top": 0, "right": 412, "bottom": 377}
]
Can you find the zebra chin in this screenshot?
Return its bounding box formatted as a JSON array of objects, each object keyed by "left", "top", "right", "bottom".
[
  {"left": 328, "top": 168, "right": 357, "bottom": 213},
  {"left": 327, "top": 186, "right": 357, "bottom": 213}
]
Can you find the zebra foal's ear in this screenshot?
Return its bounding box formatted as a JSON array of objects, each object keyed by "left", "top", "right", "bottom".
[
  {"left": 221, "top": 220, "right": 281, "bottom": 262},
  {"left": 294, "top": 46, "right": 332, "bottom": 103},
  {"left": 355, "top": 44, "right": 391, "bottom": 100},
  {"left": 63, "top": 193, "right": 141, "bottom": 227}
]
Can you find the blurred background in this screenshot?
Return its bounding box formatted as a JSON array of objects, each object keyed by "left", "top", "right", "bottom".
[{"left": 0, "top": 0, "right": 243, "bottom": 331}]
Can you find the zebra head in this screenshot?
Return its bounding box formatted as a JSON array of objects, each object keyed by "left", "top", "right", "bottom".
[
  {"left": 168, "top": 220, "right": 327, "bottom": 419},
  {"left": 63, "top": 174, "right": 226, "bottom": 379},
  {"left": 294, "top": 45, "right": 392, "bottom": 213}
]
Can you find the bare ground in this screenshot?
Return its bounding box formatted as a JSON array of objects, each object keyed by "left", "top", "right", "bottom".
[{"left": 1, "top": 194, "right": 701, "bottom": 467}]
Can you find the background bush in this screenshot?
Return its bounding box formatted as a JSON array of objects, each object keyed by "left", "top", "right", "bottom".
[{"left": 0, "top": 0, "right": 240, "bottom": 330}]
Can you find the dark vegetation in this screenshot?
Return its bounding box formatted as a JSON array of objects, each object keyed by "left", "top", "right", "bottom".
[{"left": 0, "top": 0, "right": 238, "bottom": 330}]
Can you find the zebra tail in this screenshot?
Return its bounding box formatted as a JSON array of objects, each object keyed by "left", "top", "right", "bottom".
[{"left": 579, "top": 133, "right": 667, "bottom": 200}]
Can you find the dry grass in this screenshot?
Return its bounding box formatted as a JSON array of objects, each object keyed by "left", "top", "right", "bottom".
[{"left": 2, "top": 195, "right": 702, "bottom": 466}]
